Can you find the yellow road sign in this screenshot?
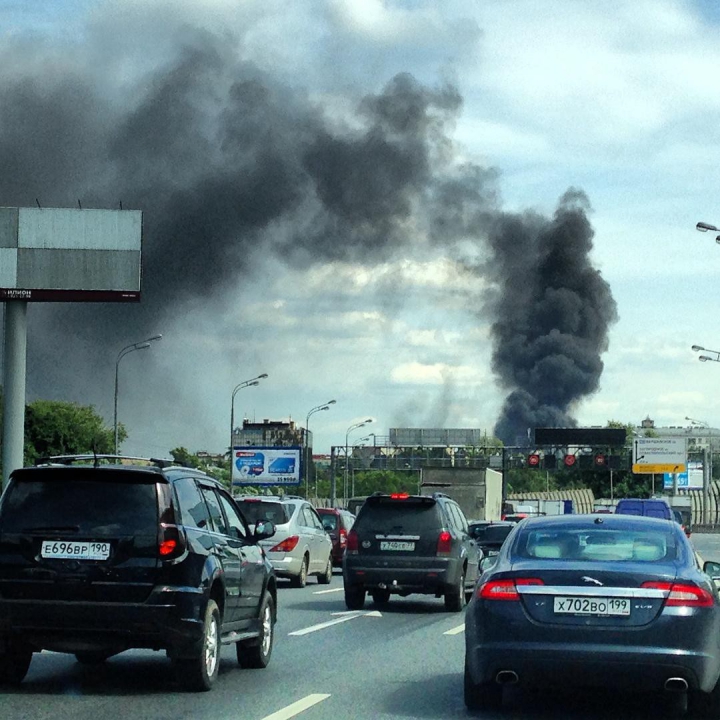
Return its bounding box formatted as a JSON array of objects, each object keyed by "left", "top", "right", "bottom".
[{"left": 632, "top": 463, "right": 687, "bottom": 474}]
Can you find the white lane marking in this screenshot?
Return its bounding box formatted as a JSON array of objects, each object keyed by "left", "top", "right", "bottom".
[
  {"left": 260, "top": 694, "right": 331, "bottom": 720},
  {"left": 444, "top": 624, "right": 465, "bottom": 636},
  {"left": 313, "top": 587, "right": 344, "bottom": 595},
  {"left": 289, "top": 610, "right": 381, "bottom": 636}
]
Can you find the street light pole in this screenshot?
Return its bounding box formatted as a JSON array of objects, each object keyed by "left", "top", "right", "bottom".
[
  {"left": 114, "top": 334, "right": 162, "bottom": 454},
  {"left": 696, "top": 221, "right": 720, "bottom": 244},
  {"left": 344, "top": 418, "right": 373, "bottom": 505},
  {"left": 305, "top": 400, "right": 336, "bottom": 499},
  {"left": 692, "top": 345, "right": 720, "bottom": 364},
  {"left": 230, "top": 374, "right": 268, "bottom": 451}
]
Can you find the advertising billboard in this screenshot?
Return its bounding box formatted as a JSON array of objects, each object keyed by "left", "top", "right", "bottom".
[
  {"left": 663, "top": 461, "right": 704, "bottom": 490},
  {"left": 231, "top": 446, "right": 301, "bottom": 486}
]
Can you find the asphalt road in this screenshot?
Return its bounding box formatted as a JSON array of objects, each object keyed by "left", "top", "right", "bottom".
[{"left": 6, "top": 538, "right": 720, "bottom": 720}]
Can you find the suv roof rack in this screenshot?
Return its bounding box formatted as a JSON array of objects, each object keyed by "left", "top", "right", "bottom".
[{"left": 35, "top": 454, "right": 182, "bottom": 470}]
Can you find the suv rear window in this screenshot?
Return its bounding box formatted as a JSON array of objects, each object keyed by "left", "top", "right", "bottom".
[
  {"left": 483, "top": 525, "right": 514, "bottom": 544},
  {"left": 237, "top": 500, "right": 290, "bottom": 525},
  {"left": 319, "top": 513, "right": 338, "bottom": 531},
  {"left": 0, "top": 478, "right": 158, "bottom": 535},
  {"left": 356, "top": 498, "right": 441, "bottom": 533}
]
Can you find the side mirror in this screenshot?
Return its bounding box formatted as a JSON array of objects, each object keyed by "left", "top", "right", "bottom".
[
  {"left": 254, "top": 520, "right": 276, "bottom": 541},
  {"left": 480, "top": 556, "right": 497, "bottom": 572},
  {"left": 704, "top": 560, "right": 720, "bottom": 580}
]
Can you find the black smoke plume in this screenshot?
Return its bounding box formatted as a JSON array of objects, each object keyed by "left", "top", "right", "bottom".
[{"left": 0, "top": 21, "right": 616, "bottom": 443}]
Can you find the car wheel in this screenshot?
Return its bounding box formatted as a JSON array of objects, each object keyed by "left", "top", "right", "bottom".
[
  {"left": 0, "top": 644, "right": 32, "bottom": 686},
  {"left": 445, "top": 569, "right": 466, "bottom": 612},
  {"left": 344, "top": 584, "right": 366, "bottom": 610},
  {"left": 75, "top": 651, "right": 114, "bottom": 665},
  {"left": 464, "top": 658, "right": 502, "bottom": 712},
  {"left": 238, "top": 592, "right": 275, "bottom": 669},
  {"left": 317, "top": 557, "right": 332, "bottom": 585},
  {"left": 175, "top": 599, "right": 221, "bottom": 692},
  {"left": 371, "top": 589, "right": 390, "bottom": 605},
  {"left": 689, "top": 676, "right": 720, "bottom": 718},
  {"left": 291, "top": 555, "right": 309, "bottom": 588}
]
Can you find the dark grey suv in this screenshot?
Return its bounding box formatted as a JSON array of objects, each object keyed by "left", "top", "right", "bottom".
[
  {"left": 0, "top": 456, "right": 278, "bottom": 691},
  {"left": 343, "top": 491, "right": 480, "bottom": 612}
]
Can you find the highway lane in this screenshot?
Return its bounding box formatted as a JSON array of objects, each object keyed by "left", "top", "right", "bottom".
[{"left": 6, "top": 536, "right": 720, "bottom": 720}]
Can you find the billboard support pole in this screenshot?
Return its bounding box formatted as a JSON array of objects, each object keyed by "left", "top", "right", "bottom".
[
  {"left": 330, "top": 446, "right": 337, "bottom": 508},
  {"left": 703, "top": 447, "right": 710, "bottom": 525},
  {"left": 2, "top": 301, "right": 28, "bottom": 489}
]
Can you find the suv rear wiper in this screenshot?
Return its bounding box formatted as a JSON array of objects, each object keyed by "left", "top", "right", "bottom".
[{"left": 22, "top": 525, "right": 80, "bottom": 533}]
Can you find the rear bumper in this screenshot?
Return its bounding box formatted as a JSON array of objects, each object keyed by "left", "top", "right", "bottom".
[
  {"left": 266, "top": 553, "right": 304, "bottom": 578},
  {"left": 0, "top": 585, "right": 206, "bottom": 653},
  {"left": 465, "top": 640, "right": 720, "bottom": 693},
  {"left": 343, "top": 555, "right": 462, "bottom": 595}
]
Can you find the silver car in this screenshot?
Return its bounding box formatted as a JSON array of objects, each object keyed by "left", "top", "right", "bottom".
[{"left": 237, "top": 497, "right": 333, "bottom": 587}]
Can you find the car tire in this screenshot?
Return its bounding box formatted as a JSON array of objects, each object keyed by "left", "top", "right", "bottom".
[
  {"left": 317, "top": 557, "right": 332, "bottom": 585},
  {"left": 371, "top": 589, "right": 390, "bottom": 605},
  {"left": 175, "top": 599, "right": 221, "bottom": 692},
  {"left": 344, "top": 584, "right": 366, "bottom": 610},
  {"left": 291, "top": 555, "right": 309, "bottom": 588},
  {"left": 464, "top": 658, "right": 502, "bottom": 712},
  {"left": 689, "top": 676, "right": 720, "bottom": 718},
  {"left": 237, "top": 592, "right": 274, "bottom": 669},
  {"left": 75, "top": 651, "right": 113, "bottom": 665},
  {"left": 0, "top": 644, "right": 32, "bottom": 686},
  {"left": 445, "top": 569, "right": 466, "bottom": 612}
]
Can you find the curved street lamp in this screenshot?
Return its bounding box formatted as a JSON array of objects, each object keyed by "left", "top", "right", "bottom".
[
  {"left": 230, "top": 374, "right": 268, "bottom": 450},
  {"left": 692, "top": 345, "right": 720, "bottom": 364},
  {"left": 305, "top": 400, "right": 336, "bottom": 498},
  {"left": 696, "top": 221, "right": 720, "bottom": 244},
  {"left": 344, "top": 418, "right": 373, "bottom": 504},
  {"left": 685, "top": 416, "right": 709, "bottom": 428},
  {"left": 114, "top": 334, "right": 162, "bottom": 454}
]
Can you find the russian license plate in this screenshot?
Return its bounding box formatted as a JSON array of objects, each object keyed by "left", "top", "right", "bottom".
[
  {"left": 380, "top": 541, "right": 415, "bottom": 551},
  {"left": 41, "top": 540, "right": 111, "bottom": 560},
  {"left": 553, "top": 596, "right": 630, "bottom": 616}
]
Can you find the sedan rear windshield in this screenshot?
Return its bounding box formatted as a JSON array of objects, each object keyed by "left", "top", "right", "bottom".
[
  {"left": 356, "top": 500, "right": 440, "bottom": 533},
  {"left": 1, "top": 478, "right": 158, "bottom": 536},
  {"left": 238, "top": 501, "right": 290, "bottom": 525},
  {"left": 515, "top": 528, "right": 679, "bottom": 562}
]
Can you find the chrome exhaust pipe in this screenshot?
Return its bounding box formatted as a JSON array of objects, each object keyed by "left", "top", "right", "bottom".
[
  {"left": 495, "top": 670, "right": 519, "bottom": 685},
  {"left": 664, "top": 677, "right": 688, "bottom": 692}
]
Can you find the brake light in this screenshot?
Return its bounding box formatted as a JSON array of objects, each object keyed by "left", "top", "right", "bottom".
[
  {"left": 158, "top": 524, "right": 186, "bottom": 560},
  {"left": 346, "top": 529, "right": 359, "bottom": 554},
  {"left": 437, "top": 530, "right": 453, "bottom": 556},
  {"left": 391, "top": 493, "right": 409, "bottom": 499},
  {"left": 478, "top": 578, "right": 544, "bottom": 601},
  {"left": 641, "top": 581, "right": 714, "bottom": 607},
  {"left": 340, "top": 528, "right": 348, "bottom": 547},
  {"left": 270, "top": 535, "right": 300, "bottom": 553}
]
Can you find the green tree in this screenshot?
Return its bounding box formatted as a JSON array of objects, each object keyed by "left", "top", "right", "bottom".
[{"left": 24, "top": 400, "right": 122, "bottom": 466}]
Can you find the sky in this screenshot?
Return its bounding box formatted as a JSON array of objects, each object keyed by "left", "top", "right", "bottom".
[{"left": 2, "top": 0, "right": 720, "bottom": 457}]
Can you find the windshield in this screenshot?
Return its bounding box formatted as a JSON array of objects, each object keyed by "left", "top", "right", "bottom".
[{"left": 356, "top": 501, "right": 440, "bottom": 534}]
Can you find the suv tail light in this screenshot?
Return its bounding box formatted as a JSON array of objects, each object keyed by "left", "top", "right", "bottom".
[
  {"left": 270, "top": 535, "right": 300, "bottom": 553},
  {"left": 641, "top": 581, "right": 714, "bottom": 607},
  {"left": 346, "top": 529, "right": 359, "bottom": 554},
  {"left": 158, "top": 524, "right": 187, "bottom": 561},
  {"left": 436, "top": 530, "right": 453, "bottom": 556},
  {"left": 339, "top": 528, "right": 348, "bottom": 548},
  {"left": 478, "top": 578, "right": 544, "bottom": 601}
]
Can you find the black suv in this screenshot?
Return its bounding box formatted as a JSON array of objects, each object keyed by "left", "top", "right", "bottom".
[
  {"left": 0, "top": 456, "right": 278, "bottom": 691},
  {"left": 343, "top": 492, "right": 480, "bottom": 612}
]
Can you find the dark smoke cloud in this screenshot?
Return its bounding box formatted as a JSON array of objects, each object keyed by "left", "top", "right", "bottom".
[
  {"left": 487, "top": 190, "right": 619, "bottom": 444},
  {"left": 0, "top": 19, "right": 617, "bottom": 444}
]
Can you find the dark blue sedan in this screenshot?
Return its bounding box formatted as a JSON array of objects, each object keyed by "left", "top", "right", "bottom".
[{"left": 465, "top": 514, "right": 720, "bottom": 715}]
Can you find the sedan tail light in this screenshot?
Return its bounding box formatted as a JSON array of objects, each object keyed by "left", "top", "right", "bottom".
[
  {"left": 346, "top": 529, "right": 359, "bottom": 554},
  {"left": 641, "top": 581, "right": 714, "bottom": 607},
  {"left": 270, "top": 535, "right": 300, "bottom": 553},
  {"left": 478, "top": 577, "right": 544, "bottom": 601}
]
